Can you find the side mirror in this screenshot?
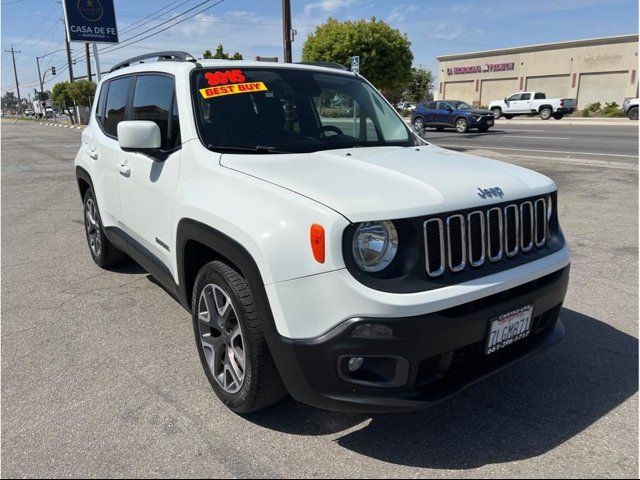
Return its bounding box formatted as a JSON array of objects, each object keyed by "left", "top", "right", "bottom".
[{"left": 118, "top": 121, "right": 162, "bottom": 157}]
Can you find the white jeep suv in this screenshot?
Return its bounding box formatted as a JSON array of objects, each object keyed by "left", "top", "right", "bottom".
[{"left": 75, "top": 52, "right": 570, "bottom": 413}]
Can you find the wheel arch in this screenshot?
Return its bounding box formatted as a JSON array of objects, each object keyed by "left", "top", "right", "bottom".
[
  {"left": 176, "top": 218, "right": 267, "bottom": 312},
  {"left": 75, "top": 166, "right": 93, "bottom": 201},
  {"left": 538, "top": 104, "right": 553, "bottom": 113},
  {"left": 175, "top": 218, "right": 299, "bottom": 386}
]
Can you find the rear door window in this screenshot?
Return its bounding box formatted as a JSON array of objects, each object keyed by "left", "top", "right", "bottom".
[{"left": 103, "top": 76, "right": 133, "bottom": 137}]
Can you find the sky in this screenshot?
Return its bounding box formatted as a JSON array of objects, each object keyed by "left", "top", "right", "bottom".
[{"left": 1, "top": 0, "right": 638, "bottom": 97}]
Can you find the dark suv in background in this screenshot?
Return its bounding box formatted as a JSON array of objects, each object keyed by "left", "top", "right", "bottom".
[{"left": 411, "top": 100, "right": 494, "bottom": 133}]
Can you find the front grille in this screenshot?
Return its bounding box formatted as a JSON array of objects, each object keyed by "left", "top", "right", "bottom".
[{"left": 424, "top": 196, "right": 551, "bottom": 277}]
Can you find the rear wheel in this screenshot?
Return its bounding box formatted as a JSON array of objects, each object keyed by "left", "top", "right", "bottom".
[
  {"left": 491, "top": 108, "right": 502, "bottom": 119},
  {"left": 628, "top": 107, "right": 638, "bottom": 120},
  {"left": 504, "top": 114, "right": 514, "bottom": 120},
  {"left": 192, "top": 260, "right": 286, "bottom": 414},
  {"left": 83, "top": 188, "right": 125, "bottom": 268},
  {"left": 539, "top": 107, "right": 552, "bottom": 120},
  {"left": 552, "top": 113, "right": 565, "bottom": 120},
  {"left": 455, "top": 118, "right": 469, "bottom": 133}
]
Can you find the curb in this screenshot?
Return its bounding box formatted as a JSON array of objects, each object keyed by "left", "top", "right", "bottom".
[{"left": 41, "top": 122, "right": 85, "bottom": 130}]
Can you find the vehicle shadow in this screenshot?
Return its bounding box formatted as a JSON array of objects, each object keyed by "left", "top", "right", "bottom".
[{"left": 249, "top": 308, "right": 638, "bottom": 469}]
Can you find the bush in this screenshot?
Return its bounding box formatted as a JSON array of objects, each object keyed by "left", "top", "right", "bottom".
[
  {"left": 582, "top": 108, "right": 590, "bottom": 117},
  {"left": 318, "top": 106, "right": 353, "bottom": 118},
  {"left": 603, "top": 101, "right": 623, "bottom": 117},
  {"left": 586, "top": 102, "right": 601, "bottom": 112}
]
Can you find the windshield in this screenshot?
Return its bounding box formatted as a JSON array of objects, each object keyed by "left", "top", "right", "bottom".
[
  {"left": 450, "top": 101, "right": 472, "bottom": 110},
  {"left": 191, "top": 67, "right": 415, "bottom": 154}
]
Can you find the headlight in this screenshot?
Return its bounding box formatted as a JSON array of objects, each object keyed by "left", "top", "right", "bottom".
[{"left": 352, "top": 221, "right": 399, "bottom": 272}]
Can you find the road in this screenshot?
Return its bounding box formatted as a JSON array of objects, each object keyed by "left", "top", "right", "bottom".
[
  {"left": 1, "top": 122, "right": 638, "bottom": 478},
  {"left": 423, "top": 122, "right": 639, "bottom": 164}
]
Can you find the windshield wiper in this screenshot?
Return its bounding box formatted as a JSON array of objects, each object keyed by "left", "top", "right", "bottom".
[{"left": 207, "top": 144, "right": 283, "bottom": 154}]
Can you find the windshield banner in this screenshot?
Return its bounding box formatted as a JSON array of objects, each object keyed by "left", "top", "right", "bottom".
[{"left": 199, "top": 82, "right": 268, "bottom": 99}]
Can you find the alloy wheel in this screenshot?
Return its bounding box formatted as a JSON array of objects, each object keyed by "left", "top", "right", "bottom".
[
  {"left": 197, "top": 283, "right": 246, "bottom": 394},
  {"left": 85, "top": 198, "right": 102, "bottom": 257},
  {"left": 413, "top": 117, "right": 424, "bottom": 130},
  {"left": 456, "top": 119, "right": 468, "bottom": 133}
]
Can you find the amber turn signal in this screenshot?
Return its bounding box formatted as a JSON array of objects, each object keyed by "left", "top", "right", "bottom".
[{"left": 310, "top": 224, "right": 325, "bottom": 263}]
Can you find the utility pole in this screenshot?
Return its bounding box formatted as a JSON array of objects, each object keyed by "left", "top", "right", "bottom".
[
  {"left": 282, "top": 0, "right": 292, "bottom": 63},
  {"left": 5, "top": 44, "right": 22, "bottom": 113},
  {"left": 65, "top": 34, "right": 74, "bottom": 83},
  {"left": 85, "top": 43, "right": 92, "bottom": 82}
]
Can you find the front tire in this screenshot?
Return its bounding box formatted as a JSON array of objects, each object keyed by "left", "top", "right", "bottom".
[
  {"left": 192, "top": 261, "right": 286, "bottom": 414},
  {"left": 539, "top": 108, "right": 552, "bottom": 120},
  {"left": 628, "top": 107, "right": 638, "bottom": 120},
  {"left": 412, "top": 116, "right": 425, "bottom": 131},
  {"left": 83, "top": 188, "right": 125, "bottom": 268},
  {"left": 455, "top": 117, "right": 469, "bottom": 133},
  {"left": 552, "top": 113, "right": 565, "bottom": 120}
]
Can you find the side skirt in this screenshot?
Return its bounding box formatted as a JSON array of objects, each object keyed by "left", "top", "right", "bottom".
[{"left": 103, "top": 226, "right": 186, "bottom": 309}]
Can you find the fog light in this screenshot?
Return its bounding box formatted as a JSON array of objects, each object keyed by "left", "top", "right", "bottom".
[
  {"left": 351, "top": 323, "right": 393, "bottom": 338},
  {"left": 347, "top": 357, "right": 364, "bottom": 372}
]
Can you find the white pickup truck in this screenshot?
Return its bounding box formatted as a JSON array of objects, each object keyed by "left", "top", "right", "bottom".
[{"left": 489, "top": 92, "right": 577, "bottom": 120}]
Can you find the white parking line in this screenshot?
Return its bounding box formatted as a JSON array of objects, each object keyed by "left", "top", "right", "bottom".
[
  {"left": 435, "top": 144, "right": 638, "bottom": 159},
  {"left": 507, "top": 135, "right": 571, "bottom": 140}
]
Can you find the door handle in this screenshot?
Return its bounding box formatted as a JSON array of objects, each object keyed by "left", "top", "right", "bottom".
[{"left": 117, "top": 163, "right": 131, "bottom": 177}]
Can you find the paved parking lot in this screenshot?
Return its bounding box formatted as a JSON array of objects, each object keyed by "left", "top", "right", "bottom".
[{"left": 1, "top": 121, "right": 638, "bottom": 478}]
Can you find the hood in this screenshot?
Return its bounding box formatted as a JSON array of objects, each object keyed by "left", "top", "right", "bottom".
[{"left": 220, "top": 145, "right": 555, "bottom": 222}]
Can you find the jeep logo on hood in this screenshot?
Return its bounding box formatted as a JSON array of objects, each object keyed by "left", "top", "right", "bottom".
[{"left": 477, "top": 187, "right": 504, "bottom": 199}]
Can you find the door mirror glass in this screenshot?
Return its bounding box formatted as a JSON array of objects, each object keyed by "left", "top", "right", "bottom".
[{"left": 118, "top": 121, "right": 162, "bottom": 155}]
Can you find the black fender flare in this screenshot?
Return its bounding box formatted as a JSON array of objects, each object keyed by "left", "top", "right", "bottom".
[
  {"left": 538, "top": 104, "right": 553, "bottom": 113},
  {"left": 75, "top": 166, "right": 94, "bottom": 200}
]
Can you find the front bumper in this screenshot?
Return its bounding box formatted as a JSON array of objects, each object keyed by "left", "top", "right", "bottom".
[
  {"left": 267, "top": 265, "right": 569, "bottom": 413},
  {"left": 469, "top": 116, "right": 495, "bottom": 127}
]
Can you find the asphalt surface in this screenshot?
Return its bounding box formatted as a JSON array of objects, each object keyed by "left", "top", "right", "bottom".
[
  {"left": 2, "top": 121, "right": 638, "bottom": 478},
  {"left": 422, "top": 122, "right": 639, "bottom": 164}
]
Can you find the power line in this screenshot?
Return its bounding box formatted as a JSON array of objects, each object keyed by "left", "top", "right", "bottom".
[
  {"left": 100, "top": 0, "right": 226, "bottom": 55},
  {"left": 16, "top": 1, "right": 58, "bottom": 46},
  {"left": 99, "top": 0, "right": 219, "bottom": 54},
  {"left": 119, "top": 0, "right": 192, "bottom": 35}
]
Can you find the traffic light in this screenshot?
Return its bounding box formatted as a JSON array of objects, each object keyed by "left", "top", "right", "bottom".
[{"left": 51, "top": 66, "right": 56, "bottom": 76}]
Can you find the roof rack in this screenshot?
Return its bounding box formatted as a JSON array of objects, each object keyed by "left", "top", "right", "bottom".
[
  {"left": 295, "top": 61, "right": 349, "bottom": 71},
  {"left": 109, "top": 51, "right": 197, "bottom": 73}
]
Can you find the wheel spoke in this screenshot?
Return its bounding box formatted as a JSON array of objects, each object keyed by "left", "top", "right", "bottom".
[
  {"left": 197, "top": 282, "right": 246, "bottom": 394},
  {"left": 212, "top": 285, "right": 231, "bottom": 318}
]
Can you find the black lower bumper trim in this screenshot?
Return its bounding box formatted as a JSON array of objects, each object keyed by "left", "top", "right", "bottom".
[{"left": 267, "top": 265, "right": 570, "bottom": 413}]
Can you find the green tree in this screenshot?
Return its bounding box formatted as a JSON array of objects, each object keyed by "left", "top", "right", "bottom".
[
  {"left": 68, "top": 80, "right": 97, "bottom": 107},
  {"left": 51, "top": 81, "right": 76, "bottom": 123},
  {"left": 1, "top": 91, "right": 18, "bottom": 112},
  {"left": 203, "top": 44, "right": 243, "bottom": 60},
  {"left": 406, "top": 67, "right": 434, "bottom": 103},
  {"left": 302, "top": 17, "right": 414, "bottom": 93}
]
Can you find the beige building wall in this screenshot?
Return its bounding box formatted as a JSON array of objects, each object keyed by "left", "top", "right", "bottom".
[{"left": 436, "top": 35, "right": 639, "bottom": 108}]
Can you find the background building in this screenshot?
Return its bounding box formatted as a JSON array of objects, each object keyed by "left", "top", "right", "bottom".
[{"left": 436, "top": 34, "right": 639, "bottom": 108}]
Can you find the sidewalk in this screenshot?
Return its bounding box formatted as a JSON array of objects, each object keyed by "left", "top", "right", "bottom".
[{"left": 494, "top": 116, "right": 637, "bottom": 126}]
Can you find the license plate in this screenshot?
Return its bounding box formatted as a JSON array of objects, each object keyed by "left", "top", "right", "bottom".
[
  {"left": 487, "top": 119, "right": 494, "bottom": 125},
  {"left": 485, "top": 305, "right": 533, "bottom": 355}
]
